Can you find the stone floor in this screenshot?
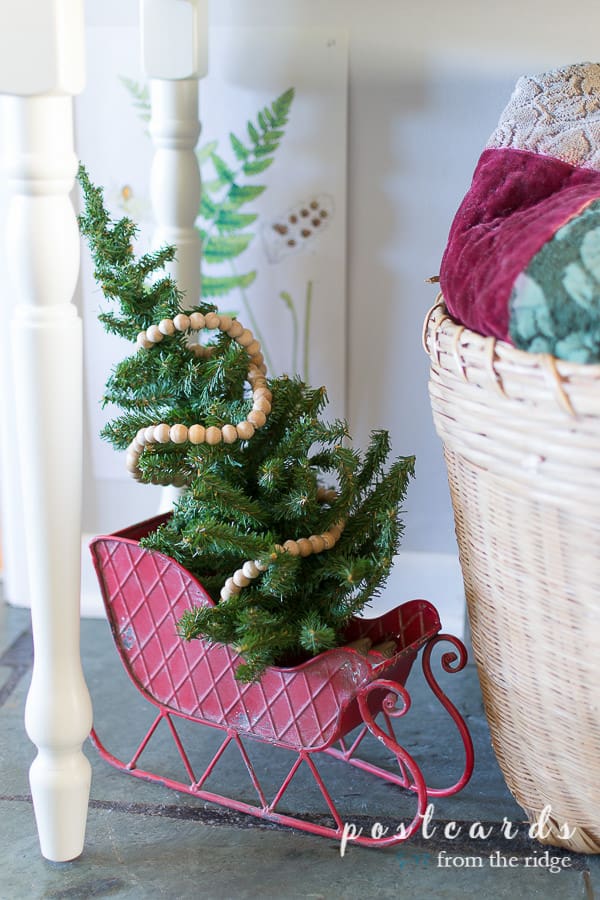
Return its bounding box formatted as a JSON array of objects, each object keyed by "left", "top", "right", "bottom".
[{"left": 1, "top": 595, "right": 599, "bottom": 899}]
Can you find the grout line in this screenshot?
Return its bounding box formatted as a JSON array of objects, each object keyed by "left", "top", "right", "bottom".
[
  {"left": 0, "top": 792, "right": 593, "bottom": 868},
  {"left": 0, "top": 665, "right": 29, "bottom": 708},
  {"left": 0, "top": 629, "right": 33, "bottom": 707},
  {"left": 0, "top": 629, "right": 33, "bottom": 667}
]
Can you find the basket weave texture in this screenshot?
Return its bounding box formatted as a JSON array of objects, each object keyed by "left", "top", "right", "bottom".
[{"left": 424, "top": 298, "right": 600, "bottom": 854}]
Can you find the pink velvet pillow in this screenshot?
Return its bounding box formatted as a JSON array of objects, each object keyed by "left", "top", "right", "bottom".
[{"left": 439, "top": 62, "right": 600, "bottom": 362}]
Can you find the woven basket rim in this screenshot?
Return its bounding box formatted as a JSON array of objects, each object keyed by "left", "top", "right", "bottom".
[
  {"left": 424, "top": 294, "right": 600, "bottom": 375},
  {"left": 423, "top": 294, "right": 600, "bottom": 419}
]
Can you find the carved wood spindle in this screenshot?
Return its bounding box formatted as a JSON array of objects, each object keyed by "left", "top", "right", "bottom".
[
  {"left": 0, "top": 1, "right": 92, "bottom": 861},
  {"left": 141, "top": 0, "right": 208, "bottom": 511},
  {"left": 141, "top": 0, "right": 208, "bottom": 299},
  {"left": 149, "top": 78, "right": 202, "bottom": 305}
]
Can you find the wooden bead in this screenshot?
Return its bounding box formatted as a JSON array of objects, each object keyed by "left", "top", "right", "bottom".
[
  {"left": 169, "top": 424, "right": 188, "bottom": 444},
  {"left": 248, "top": 409, "right": 267, "bottom": 428},
  {"left": 146, "top": 325, "right": 164, "bottom": 343},
  {"left": 137, "top": 331, "right": 153, "bottom": 350},
  {"left": 173, "top": 313, "right": 191, "bottom": 332},
  {"left": 204, "top": 312, "right": 220, "bottom": 329},
  {"left": 136, "top": 428, "right": 148, "bottom": 446},
  {"left": 296, "top": 538, "right": 313, "bottom": 557},
  {"left": 154, "top": 424, "right": 171, "bottom": 443},
  {"left": 237, "top": 329, "right": 254, "bottom": 347},
  {"left": 220, "top": 586, "right": 233, "bottom": 602},
  {"left": 218, "top": 315, "right": 232, "bottom": 332},
  {"left": 236, "top": 421, "right": 255, "bottom": 440},
  {"left": 242, "top": 560, "right": 260, "bottom": 579},
  {"left": 188, "top": 424, "right": 206, "bottom": 444},
  {"left": 221, "top": 424, "right": 238, "bottom": 444},
  {"left": 253, "top": 387, "right": 272, "bottom": 403},
  {"left": 246, "top": 339, "right": 261, "bottom": 356},
  {"left": 158, "top": 318, "right": 175, "bottom": 336},
  {"left": 232, "top": 569, "right": 251, "bottom": 588},
  {"left": 144, "top": 425, "right": 156, "bottom": 444},
  {"left": 254, "top": 559, "right": 269, "bottom": 572},
  {"left": 283, "top": 540, "right": 300, "bottom": 556},
  {"left": 224, "top": 576, "right": 241, "bottom": 596},
  {"left": 205, "top": 426, "right": 222, "bottom": 445},
  {"left": 125, "top": 452, "right": 139, "bottom": 472},
  {"left": 189, "top": 312, "right": 205, "bottom": 330},
  {"left": 321, "top": 533, "right": 334, "bottom": 549},
  {"left": 253, "top": 396, "right": 271, "bottom": 414},
  {"left": 309, "top": 535, "right": 326, "bottom": 554},
  {"left": 227, "top": 320, "right": 243, "bottom": 338}
]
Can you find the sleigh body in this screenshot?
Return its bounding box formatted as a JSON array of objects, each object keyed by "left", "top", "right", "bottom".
[{"left": 90, "top": 514, "right": 474, "bottom": 848}]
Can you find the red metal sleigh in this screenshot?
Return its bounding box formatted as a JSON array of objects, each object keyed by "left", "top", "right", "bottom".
[{"left": 90, "top": 514, "right": 474, "bottom": 849}]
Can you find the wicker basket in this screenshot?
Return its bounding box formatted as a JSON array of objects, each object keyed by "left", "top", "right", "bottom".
[{"left": 424, "top": 297, "right": 600, "bottom": 854}]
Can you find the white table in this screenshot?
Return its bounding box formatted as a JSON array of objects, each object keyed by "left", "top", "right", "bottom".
[{"left": 0, "top": 0, "right": 206, "bottom": 861}]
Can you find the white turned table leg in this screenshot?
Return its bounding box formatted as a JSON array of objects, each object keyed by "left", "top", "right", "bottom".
[
  {"left": 142, "top": 0, "right": 207, "bottom": 303},
  {"left": 3, "top": 91, "right": 91, "bottom": 861},
  {"left": 0, "top": 0, "right": 90, "bottom": 862},
  {"left": 150, "top": 79, "right": 202, "bottom": 514},
  {"left": 141, "top": 0, "right": 207, "bottom": 511},
  {"left": 149, "top": 78, "right": 202, "bottom": 304}
]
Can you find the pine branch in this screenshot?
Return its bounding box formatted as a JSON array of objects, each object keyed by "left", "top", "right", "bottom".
[
  {"left": 77, "top": 164, "right": 188, "bottom": 333},
  {"left": 80, "top": 164, "right": 417, "bottom": 683}
]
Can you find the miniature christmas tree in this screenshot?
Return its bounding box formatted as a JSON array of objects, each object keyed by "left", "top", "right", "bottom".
[{"left": 79, "top": 166, "right": 415, "bottom": 681}]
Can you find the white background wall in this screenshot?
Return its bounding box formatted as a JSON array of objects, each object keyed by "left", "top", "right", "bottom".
[
  {"left": 81, "top": 0, "right": 600, "bottom": 554},
  {"left": 4, "top": 0, "right": 600, "bottom": 616}
]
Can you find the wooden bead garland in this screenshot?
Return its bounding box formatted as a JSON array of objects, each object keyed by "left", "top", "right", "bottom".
[
  {"left": 219, "top": 490, "right": 345, "bottom": 602},
  {"left": 128, "top": 311, "right": 346, "bottom": 615},
  {"left": 127, "top": 311, "right": 270, "bottom": 483}
]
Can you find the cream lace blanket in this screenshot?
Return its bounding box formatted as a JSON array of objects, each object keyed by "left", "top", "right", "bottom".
[{"left": 487, "top": 62, "right": 600, "bottom": 169}]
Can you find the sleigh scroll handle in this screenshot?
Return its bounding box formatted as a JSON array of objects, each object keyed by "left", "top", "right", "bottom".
[
  {"left": 421, "top": 633, "right": 475, "bottom": 796},
  {"left": 354, "top": 679, "right": 429, "bottom": 847}
]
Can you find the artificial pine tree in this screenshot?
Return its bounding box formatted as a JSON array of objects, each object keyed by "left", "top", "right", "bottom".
[{"left": 79, "top": 166, "right": 415, "bottom": 681}]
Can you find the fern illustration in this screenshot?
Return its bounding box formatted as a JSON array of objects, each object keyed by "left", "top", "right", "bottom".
[
  {"left": 198, "top": 88, "right": 294, "bottom": 369},
  {"left": 121, "top": 80, "right": 294, "bottom": 372}
]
